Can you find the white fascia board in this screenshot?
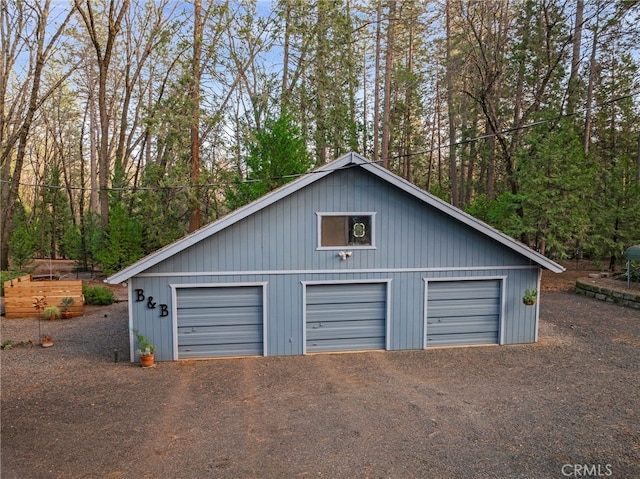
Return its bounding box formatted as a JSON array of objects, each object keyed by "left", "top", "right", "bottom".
[{"left": 106, "top": 151, "right": 564, "bottom": 284}]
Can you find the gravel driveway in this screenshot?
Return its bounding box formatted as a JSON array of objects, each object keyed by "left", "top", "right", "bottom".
[{"left": 1, "top": 292, "right": 639, "bottom": 479}]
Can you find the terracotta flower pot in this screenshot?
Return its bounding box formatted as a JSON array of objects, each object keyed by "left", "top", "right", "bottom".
[
  {"left": 41, "top": 337, "right": 53, "bottom": 348},
  {"left": 139, "top": 353, "right": 155, "bottom": 367},
  {"left": 61, "top": 311, "right": 73, "bottom": 319}
]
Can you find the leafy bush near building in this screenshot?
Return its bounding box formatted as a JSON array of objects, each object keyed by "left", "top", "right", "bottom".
[{"left": 83, "top": 285, "right": 116, "bottom": 305}]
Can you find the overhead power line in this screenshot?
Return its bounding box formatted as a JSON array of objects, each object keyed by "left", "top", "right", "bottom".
[
  {"left": 390, "top": 91, "right": 639, "bottom": 160},
  {"left": 2, "top": 90, "right": 638, "bottom": 193}
]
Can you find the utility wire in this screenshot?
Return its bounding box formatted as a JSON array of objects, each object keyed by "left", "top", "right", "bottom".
[
  {"left": 0, "top": 163, "right": 360, "bottom": 192},
  {"left": 2, "top": 90, "right": 638, "bottom": 192},
  {"left": 390, "top": 91, "right": 639, "bottom": 160}
]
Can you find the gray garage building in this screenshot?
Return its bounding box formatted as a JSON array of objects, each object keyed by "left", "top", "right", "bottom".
[{"left": 106, "top": 152, "right": 564, "bottom": 362}]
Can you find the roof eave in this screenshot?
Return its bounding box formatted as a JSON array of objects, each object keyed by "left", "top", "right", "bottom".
[
  {"left": 356, "top": 160, "right": 566, "bottom": 274},
  {"left": 105, "top": 154, "right": 356, "bottom": 284},
  {"left": 106, "top": 151, "right": 565, "bottom": 283}
]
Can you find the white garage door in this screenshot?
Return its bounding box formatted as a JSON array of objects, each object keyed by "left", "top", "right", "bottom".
[
  {"left": 176, "top": 286, "right": 264, "bottom": 359},
  {"left": 305, "top": 282, "right": 387, "bottom": 353},
  {"left": 426, "top": 280, "right": 501, "bottom": 347}
]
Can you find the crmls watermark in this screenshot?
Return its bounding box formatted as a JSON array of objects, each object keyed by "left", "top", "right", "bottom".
[{"left": 561, "top": 463, "right": 612, "bottom": 477}]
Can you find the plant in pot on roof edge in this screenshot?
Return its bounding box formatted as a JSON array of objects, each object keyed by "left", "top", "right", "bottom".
[
  {"left": 133, "top": 329, "right": 156, "bottom": 367},
  {"left": 522, "top": 288, "right": 538, "bottom": 306},
  {"left": 60, "top": 297, "right": 75, "bottom": 319}
]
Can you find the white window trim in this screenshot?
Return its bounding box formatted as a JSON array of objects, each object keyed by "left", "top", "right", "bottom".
[{"left": 316, "top": 211, "right": 377, "bottom": 250}]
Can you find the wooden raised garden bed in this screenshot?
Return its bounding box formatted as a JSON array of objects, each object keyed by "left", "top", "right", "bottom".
[{"left": 3, "top": 275, "right": 84, "bottom": 319}]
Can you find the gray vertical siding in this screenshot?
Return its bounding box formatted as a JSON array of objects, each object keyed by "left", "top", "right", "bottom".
[
  {"left": 128, "top": 167, "right": 543, "bottom": 360},
  {"left": 129, "top": 267, "right": 540, "bottom": 361},
  {"left": 147, "top": 169, "right": 527, "bottom": 275}
]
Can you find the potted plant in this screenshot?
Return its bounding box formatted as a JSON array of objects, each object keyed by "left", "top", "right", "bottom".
[
  {"left": 60, "top": 297, "right": 75, "bottom": 319},
  {"left": 522, "top": 288, "right": 538, "bottom": 306},
  {"left": 133, "top": 329, "right": 156, "bottom": 367},
  {"left": 41, "top": 334, "right": 53, "bottom": 348},
  {"left": 42, "top": 305, "right": 61, "bottom": 320}
]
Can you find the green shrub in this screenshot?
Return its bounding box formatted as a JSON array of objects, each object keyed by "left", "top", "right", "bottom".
[
  {"left": 9, "top": 223, "right": 36, "bottom": 272},
  {"left": 83, "top": 285, "right": 116, "bottom": 305}
]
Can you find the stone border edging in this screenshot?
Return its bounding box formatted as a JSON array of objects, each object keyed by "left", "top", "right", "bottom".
[{"left": 575, "top": 279, "right": 640, "bottom": 309}]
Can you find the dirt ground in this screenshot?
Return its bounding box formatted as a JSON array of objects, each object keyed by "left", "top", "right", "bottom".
[{"left": 1, "top": 261, "right": 639, "bottom": 478}]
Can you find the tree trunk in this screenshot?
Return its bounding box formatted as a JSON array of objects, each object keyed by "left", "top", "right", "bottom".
[
  {"left": 637, "top": 135, "right": 640, "bottom": 183},
  {"left": 0, "top": 0, "right": 73, "bottom": 270},
  {"left": 74, "top": 0, "right": 131, "bottom": 230},
  {"left": 373, "top": 1, "right": 382, "bottom": 163},
  {"left": 427, "top": 77, "right": 439, "bottom": 192},
  {"left": 362, "top": 49, "right": 368, "bottom": 155},
  {"left": 381, "top": 0, "right": 396, "bottom": 168},
  {"left": 87, "top": 78, "right": 99, "bottom": 213},
  {"left": 584, "top": 11, "right": 598, "bottom": 155},
  {"left": 402, "top": 14, "right": 414, "bottom": 182},
  {"left": 189, "top": 0, "right": 202, "bottom": 232},
  {"left": 281, "top": 0, "right": 291, "bottom": 107},
  {"left": 79, "top": 106, "right": 89, "bottom": 269},
  {"left": 445, "top": 0, "right": 457, "bottom": 206},
  {"left": 485, "top": 118, "right": 495, "bottom": 200},
  {"left": 345, "top": 0, "right": 358, "bottom": 153},
  {"left": 566, "top": 0, "right": 584, "bottom": 116}
]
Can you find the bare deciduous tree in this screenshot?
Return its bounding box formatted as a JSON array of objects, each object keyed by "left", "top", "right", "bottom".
[{"left": 0, "top": 0, "right": 75, "bottom": 270}]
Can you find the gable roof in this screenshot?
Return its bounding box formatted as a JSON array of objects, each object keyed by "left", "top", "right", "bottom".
[{"left": 106, "top": 152, "right": 564, "bottom": 284}]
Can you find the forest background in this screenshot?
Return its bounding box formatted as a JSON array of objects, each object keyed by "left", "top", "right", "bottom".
[{"left": 1, "top": 0, "right": 639, "bottom": 277}]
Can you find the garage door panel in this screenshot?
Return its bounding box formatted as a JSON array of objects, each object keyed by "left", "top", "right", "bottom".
[
  {"left": 178, "top": 287, "right": 262, "bottom": 303},
  {"left": 177, "top": 306, "right": 263, "bottom": 327},
  {"left": 178, "top": 342, "right": 262, "bottom": 359},
  {"left": 179, "top": 296, "right": 262, "bottom": 308},
  {"left": 428, "top": 299, "right": 499, "bottom": 317},
  {"left": 178, "top": 294, "right": 262, "bottom": 309},
  {"left": 427, "top": 316, "right": 499, "bottom": 334},
  {"left": 306, "top": 319, "right": 386, "bottom": 340},
  {"left": 427, "top": 281, "right": 499, "bottom": 298},
  {"left": 306, "top": 337, "right": 386, "bottom": 353},
  {"left": 176, "top": 286, "right": 263, "bottom": 358},
  {"left": 426, "top": 331, "right": 499, "bottom": 347},
  {"left": 306, "top": 302, "right": 385, "bottom": 322},
  {"left": 426, "top": 280, "right": 501, "bottom": 347},
  {"left": 178, "top": 325, "right": 263, "bottom": 345},
  {"left": 306, "top": 283, "right": 387, "bottom": 353},
  {"left": 306, "top": 283, "right": 386, "bottom": 304}
]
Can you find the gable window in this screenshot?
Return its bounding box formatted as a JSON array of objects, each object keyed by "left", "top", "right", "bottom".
[{"left": 318, "top": 213, "right": 375, "bottom": 249}]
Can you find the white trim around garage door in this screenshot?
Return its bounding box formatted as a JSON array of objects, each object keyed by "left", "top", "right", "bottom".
[
  {"left": 301, "top": 278, "right": 392, "bottom": 354},
  {"left": 423, "top": 276, "right": 507, "bottom": 349},
  {"left": 169, "top": 282, "right": 268, "bottom": 360}
]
